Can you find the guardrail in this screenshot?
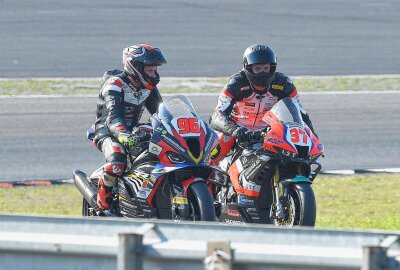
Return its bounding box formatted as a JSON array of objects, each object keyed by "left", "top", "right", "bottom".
[{"left": 0, "top": 214, "right": 399, "bottom": 270}]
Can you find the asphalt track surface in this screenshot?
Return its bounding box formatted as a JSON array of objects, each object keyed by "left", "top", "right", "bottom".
[
  {"left": 1, "top": 0, "right": 400, "bottom": 181},
  {"left": 0, "top": 93, "right": 399, "bottom": 182},
  {"left": 1, "top": 0, "right": 400, "bottom": 77}
]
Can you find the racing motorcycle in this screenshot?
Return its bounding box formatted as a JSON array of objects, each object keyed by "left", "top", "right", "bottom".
[
  {"left": 217, "top": 97, "right": 324, "bottom": 227},
  {"left": 73, "top": 96, "right": 228, "bottom": 221}
]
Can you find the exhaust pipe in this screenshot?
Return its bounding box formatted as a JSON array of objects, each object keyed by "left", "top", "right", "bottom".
[{"left": 73, "top": 170, "right": 98, "bottom": 209}]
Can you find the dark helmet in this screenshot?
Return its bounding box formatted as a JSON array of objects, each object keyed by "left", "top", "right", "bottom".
[
  {"left": 123, "top": 44, "right": 167, "bottom": 90},
  {"left": 243, "top": 44, "right": 277, "bottom": 91}
]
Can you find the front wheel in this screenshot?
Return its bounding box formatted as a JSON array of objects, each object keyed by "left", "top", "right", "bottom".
[
  {"left": 274, "top": 183, "right": 316, "bottom": 227},
  {"left": 187, "top": 181, "right": 217, "bottom": 221}
]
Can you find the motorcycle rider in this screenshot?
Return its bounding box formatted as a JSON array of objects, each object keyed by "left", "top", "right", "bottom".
[
  {"left": 93, "top": 44, "right": 167, "bottom": 210},
  {"left": 210, "top": 43, "right": 316, "bottom": 165}
]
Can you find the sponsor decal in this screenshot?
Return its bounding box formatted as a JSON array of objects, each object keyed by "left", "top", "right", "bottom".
[
  {"left": 137, "top": 188, "right": 151, "bottom": 199},
  {"left": 124, "top": 89, "right": 151, "bottom": 105},
  {"left": 263, "top": 95, "right": 279, "bottom": 111},
  {"left": 149, "top": 142, "right": 162, "bottom": 155},
  {"left": 266, "top": 138, "right": 284, "bottom": 145},
  {"left": 172, "top": 197, "right": 188, "bottom": 204},
  {"left": 218, "top": 95, "right": 232, "bottom": 112},
  {"left": 162, "top": 135, "right": 186, "bottom": 152},
  {"left": 112, "top": 165, "right": 122, "bottom": 174},
  {"left": 240, "top": 86, "right": 250, "bottom": 91},
  {"left": 271, "top": 84, "right": 284, "bottom": 90},
  {"left": 224, "top": 219, "right": 246, "bottom": 225},
  {"left": 228, "top": 78, "right": 237, "bottom": 85},
  {"left": 245, "top": 102, "right": 255, "bottom": 107},
  {"left": 205, "top": 135, "right": 213, "bottom": 152},
  {"left": 241, "top": 177, "right": 261, "bottom": 192},
  {"left": 238, "top": 195, "right": 255, "bottom": 206}
]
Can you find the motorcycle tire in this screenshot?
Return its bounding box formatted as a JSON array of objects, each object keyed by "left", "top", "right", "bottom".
[
  {"left": 187, "top": 181, "right": 217, "bottom": 222},
  {"left": 289, "top": 183, "right": 316, "bottom": 226},
  {"left": 82, "top": 198, "right": 98, "bottom": 217}
]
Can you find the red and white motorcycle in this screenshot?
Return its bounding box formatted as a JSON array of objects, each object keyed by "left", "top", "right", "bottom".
[{"left": 218, "top": 97, "right": 324, "bottom": 227}]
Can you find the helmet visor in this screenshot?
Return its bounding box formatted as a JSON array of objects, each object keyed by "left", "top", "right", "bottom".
[
  {"left": 143, "top": 48, "right": 168, "bottom": 65},
  {"left": 246, "top": 50, "right": 277, "bottom": 66}
]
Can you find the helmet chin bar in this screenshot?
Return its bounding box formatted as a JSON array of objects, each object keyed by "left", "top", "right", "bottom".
[
  {"left": 244, "top": 67, "right": 276, "bottom": 93},
  {"left": 129, "top": 64, "right": 158, "bottom": 90}
]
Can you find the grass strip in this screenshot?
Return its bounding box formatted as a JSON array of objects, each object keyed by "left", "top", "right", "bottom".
[
  {"left": 0, "top": 75, "right": 399, "bottom": 95},
  {"left": 1, "top": 173, "right": 399, "bottom": 230}
]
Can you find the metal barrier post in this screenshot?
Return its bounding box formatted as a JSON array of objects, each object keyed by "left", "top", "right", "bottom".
[
  {"left": 204, "top": 241, "right": 232, "bottom": 270},
  {"left": 362, "top": 235, "right": 400, "bottom": 270},
  {"left": 118, "top": 233, "right": 143, "bottom": 270},
  {"left": 362, "top": 245, "right": 387, "bottom": 270}
]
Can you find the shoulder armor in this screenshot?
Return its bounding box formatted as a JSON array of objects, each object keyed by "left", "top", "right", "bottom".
[
  {"left": 101, "top": 76, "right": 124, "bottom": 96},
  {"left": 271, "top": 72, "right": 296, "bottom": 95},
  {"left": 225, "top": 71, "right": 251, "bottom": 97}
]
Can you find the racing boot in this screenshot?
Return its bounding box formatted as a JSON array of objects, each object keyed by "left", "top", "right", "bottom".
[{"left": 97, "top": 172, "right": 118, "bottom": 210}]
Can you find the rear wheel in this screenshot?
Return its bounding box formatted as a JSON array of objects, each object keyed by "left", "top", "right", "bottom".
[
  {"left": 187, "top": 181, "right": 217, "bottom": 221},
  {"left": 82, "top": 179, "right": 99, "bottom": 217},
  {"left": 274, "top": 183, "right": 316, "bottom": 227},
  {"left": 82, "top": 198, "right": 96, "bottom": 216}
]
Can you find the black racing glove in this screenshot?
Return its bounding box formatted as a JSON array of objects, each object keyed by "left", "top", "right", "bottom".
[
  {"left": 233, "top": 127, "right": 264, "bottom": 147},
  {"left": 232, "top": 127, "right": 249, "bottom": 144}
]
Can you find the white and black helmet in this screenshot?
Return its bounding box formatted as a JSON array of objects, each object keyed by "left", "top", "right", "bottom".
[{"left": 123, "top": 44, "right": 167, "bottom": 90}]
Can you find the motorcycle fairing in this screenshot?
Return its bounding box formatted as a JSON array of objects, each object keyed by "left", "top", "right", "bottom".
[
  {"left": 149, "top": 96, "right": 218, "bottom": 165},
  {"left": 219, "top": 98, "right": 324, "bottom": 225},
  {"left": 262, "top": 98, "right": 323, "bottom": 158},
  {"left": 118, "top": 163, "right": 157, "bottom": 218}
]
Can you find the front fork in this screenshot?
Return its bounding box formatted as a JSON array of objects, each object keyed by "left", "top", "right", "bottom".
[{"left": 272, "top": 166, "right": 288, "bottom": 220}]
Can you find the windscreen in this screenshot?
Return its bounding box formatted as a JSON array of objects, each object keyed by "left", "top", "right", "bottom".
[
  {"left": 158, "top": 95, "right": 198, "bottom": 122},
  {"left": 268, "top": 97, "right": 303, "bottom": 126}
]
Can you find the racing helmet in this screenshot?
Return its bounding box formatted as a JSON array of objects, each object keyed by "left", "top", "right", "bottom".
[
  {"left": 123, "top": 44, "right": 168, "bottom": 90},
  {"left": 243, "top": 44, "right": 277, "bottom": 91}
]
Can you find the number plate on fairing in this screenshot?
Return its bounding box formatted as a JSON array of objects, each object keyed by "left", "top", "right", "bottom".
[{"left": 286, "top": 126, "right": 311, "bottom": 147}]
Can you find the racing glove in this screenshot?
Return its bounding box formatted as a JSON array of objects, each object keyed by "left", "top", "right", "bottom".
[
  {"left": 232, "top": 127, "right": 250, "bottom": 145},
  {"left": 117, "top": 133, "right": 139, "bottom": 151},
  {"left": 233, "top": 127, "right": 263, "bottom": 146}
]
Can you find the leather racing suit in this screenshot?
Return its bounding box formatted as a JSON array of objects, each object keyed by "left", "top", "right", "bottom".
[{"left": 94, "top": 72, "right": 161, "bottom": 185}]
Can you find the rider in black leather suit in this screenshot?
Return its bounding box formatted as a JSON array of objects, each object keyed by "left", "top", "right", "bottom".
[{"left": 93, "top": 44, "right": 167, "bottom": 210}]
